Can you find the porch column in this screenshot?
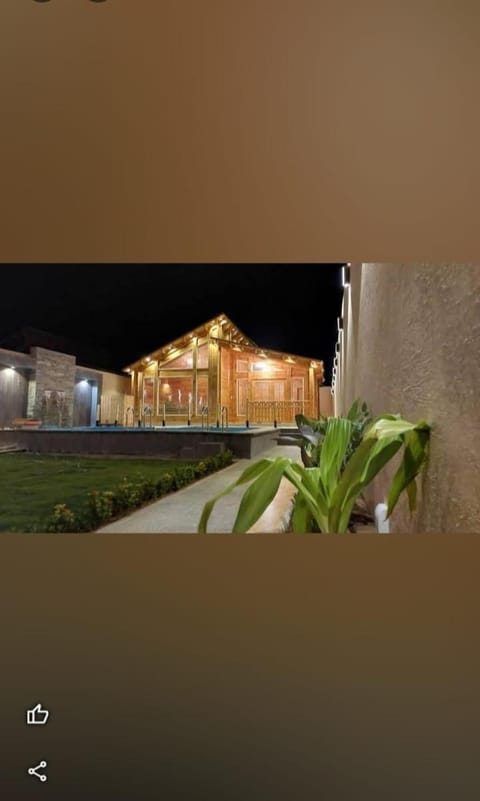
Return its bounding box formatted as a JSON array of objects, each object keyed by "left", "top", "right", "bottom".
[{"left": 208, "top": 339, "right": 219, "bottom": 417}]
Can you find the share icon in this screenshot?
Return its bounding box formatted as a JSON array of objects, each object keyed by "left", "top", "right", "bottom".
[{"left": 28, "top": 761, "right": 48, "bottom": 783}]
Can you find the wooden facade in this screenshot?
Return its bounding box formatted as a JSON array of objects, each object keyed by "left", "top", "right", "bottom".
[{"left": 125, "top": 315, "right": 325, "bottom": 425}]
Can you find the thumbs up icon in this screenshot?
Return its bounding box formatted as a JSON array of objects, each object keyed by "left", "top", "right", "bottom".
[{"left": 27, "top": 704, "right": 50, "bottom": 726}]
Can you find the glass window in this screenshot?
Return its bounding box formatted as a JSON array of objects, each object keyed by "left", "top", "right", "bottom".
[
  {"left": 196, "top": 374, "right": 208, "bottom": 412},
  {"left": 143, "top": 378, "right": 155, "bottom": 409},
  {"left": 158, "top": 376, "right": 193, "bottom": 415},
  {"left": 197, "top": 345, "right": 209, "bottom": 369},
  {"left": 162, "top": 350, "right": 194, "bottom": 370}
]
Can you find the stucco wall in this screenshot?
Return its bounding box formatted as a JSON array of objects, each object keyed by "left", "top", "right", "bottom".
[{"left": 338, "top": 264, "right": 480, "bottom": 533}]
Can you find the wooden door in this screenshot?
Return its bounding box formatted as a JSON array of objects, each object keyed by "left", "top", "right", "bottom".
[{"left": 236, "top": 379, "right": 248, "bottom": 416}]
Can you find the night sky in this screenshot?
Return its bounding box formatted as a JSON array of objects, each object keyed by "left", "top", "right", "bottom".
[{"left": 0, "top": 265, "right": 344, "bottom": 382}]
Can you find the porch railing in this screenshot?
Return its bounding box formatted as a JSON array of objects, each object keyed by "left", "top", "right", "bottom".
[{"left": 246, "top": 400, "right": 311, "bottom": 427}]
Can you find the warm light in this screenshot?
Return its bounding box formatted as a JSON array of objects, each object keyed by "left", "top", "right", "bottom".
[
  {"left": 311, "top": 361, "right": 318, "bottom": 369},
  {"left": 284, "top": 356, "right": 295, "bottom": 364}
]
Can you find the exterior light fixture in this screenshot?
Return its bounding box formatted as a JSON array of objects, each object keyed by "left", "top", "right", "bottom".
[
  {"left": 337, "top": 317, "right": 344, "bottom": 332},
  {"left": 342, "top": 265, "right": 351, "bottom": 287}
]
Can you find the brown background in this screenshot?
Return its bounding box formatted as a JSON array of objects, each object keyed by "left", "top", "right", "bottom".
[
  {"left": 1, "top": 535, "right": 480, "bottom": 800},
  {"left": 1, "top": 1, "right": 480, "bottom": 799},
  {"left": 1, "top": 0, "right": 480, "bottom": 262}
]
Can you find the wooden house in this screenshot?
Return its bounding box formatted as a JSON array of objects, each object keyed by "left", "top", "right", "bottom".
[{"left": 124, "top": 314, "right": 326, "bottom": 426}]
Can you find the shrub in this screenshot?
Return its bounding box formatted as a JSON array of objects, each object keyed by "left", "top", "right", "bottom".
[
  {"left": 156, "top": 473, "right": 174, "bottom": 496},
  {"left": 87, "top": 490, "right": 115, "bottom": 524},
  {"left": 44, "top": 504, "right": 78, "bottom": 533},
  {"left": 43, "top": 451, "right": 235, "bottom": 533}
]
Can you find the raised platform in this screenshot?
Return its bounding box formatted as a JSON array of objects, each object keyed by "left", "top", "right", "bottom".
[{"left": 0, "top": 426, "right": 280, "bottom": 460}]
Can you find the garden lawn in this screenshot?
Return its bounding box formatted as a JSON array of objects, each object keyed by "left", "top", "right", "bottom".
[{"left": 0, "top": 453, "right": 196, "bottom": 532}]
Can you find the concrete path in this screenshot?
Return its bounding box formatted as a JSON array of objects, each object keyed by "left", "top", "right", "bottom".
[{"left": 98, "top": 444, "right": 301, "bottom": 533}]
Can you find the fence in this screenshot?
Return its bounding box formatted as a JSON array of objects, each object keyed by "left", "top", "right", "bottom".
[{"left": 246, "top": 400, "right": 312, "bottom": 426}]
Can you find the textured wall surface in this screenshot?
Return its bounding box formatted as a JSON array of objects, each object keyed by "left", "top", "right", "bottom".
[
  {"left": 0, "top": 367, "right": 28, "bottom": 427},
  {"left": 340, "top": 264, "right": 480, "bottom": 533},
  {"left": 31, "top": 347, "right": 77, "bottom": 427}
]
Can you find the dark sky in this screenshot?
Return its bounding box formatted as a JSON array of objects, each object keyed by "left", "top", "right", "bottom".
[{"left": 0, "top": 265, "right": 344, "bottom": 382}]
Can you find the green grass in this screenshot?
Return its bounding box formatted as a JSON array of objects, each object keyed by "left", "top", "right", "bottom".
[{"left": 0, "top": 453, "right": 196, "bottom": 532}]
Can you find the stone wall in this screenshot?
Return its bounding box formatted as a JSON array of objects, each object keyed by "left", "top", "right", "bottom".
[{"left": 31, "top": 347, "right": 77, "bottom": 427}]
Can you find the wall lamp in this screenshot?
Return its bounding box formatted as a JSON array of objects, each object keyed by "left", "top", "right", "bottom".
[{"left": 342, "top": 264, "right": 351, "bottom": 288}]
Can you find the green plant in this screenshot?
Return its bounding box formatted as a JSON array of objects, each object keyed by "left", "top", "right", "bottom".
[
  {"left": 198, "top": 415, "right": 431, "bottom": 534},
  {"left": 44, "top": 503, "right": 78, "bottom": 533},
  {"left": 40, "top": 450, "right": 236, "bottom": 533},
  {"left": 295, "top": 399, "right": 371, "bottom": 468}
]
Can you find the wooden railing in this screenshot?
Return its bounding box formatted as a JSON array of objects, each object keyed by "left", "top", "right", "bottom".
[{"left": 246, "top": 400, "right": 312, "bottom": 426}]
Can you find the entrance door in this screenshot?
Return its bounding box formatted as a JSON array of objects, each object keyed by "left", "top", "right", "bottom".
[{"left": 291, "top": 378, "right": 304, "bottom": 401}]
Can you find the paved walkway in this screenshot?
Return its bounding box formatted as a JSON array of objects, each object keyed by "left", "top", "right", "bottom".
[{"left": 98, "top": 444, "right": 301, "bottom": 533}]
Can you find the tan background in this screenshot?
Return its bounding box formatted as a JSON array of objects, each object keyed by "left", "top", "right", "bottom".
[
  {"left": 335, "top": 264, "right": 480, "bottom": 533},
  {"left": 1, "top": 0, "right": 480, "bottom": 262}
]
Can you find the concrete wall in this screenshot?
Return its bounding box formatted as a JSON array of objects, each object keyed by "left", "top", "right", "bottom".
[{"left": 336, "top": 264, "right": 480, "bottom": 533}]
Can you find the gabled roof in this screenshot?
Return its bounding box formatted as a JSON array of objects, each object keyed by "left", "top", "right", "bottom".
[
  {"left": 124, "top": 314, "right": 257, "bottom": 371},
  {"left": 123, "top": 313, "right": 324, "bottom": 373}
]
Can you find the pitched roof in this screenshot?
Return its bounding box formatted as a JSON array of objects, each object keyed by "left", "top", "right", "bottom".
[{"left": 123, "top": 313, "right": 323, "bottom": 372}]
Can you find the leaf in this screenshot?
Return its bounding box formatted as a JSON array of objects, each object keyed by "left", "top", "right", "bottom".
[
  {"left": 291, "top": 493, "right": 312, "bottom": 533},
  {"left": 406, "top": 479, "right": 417, "bottom": 512},
  {"left": 233, "top": 459, "right": 291, "bottom": 532},
  {"left": 319, "top": 418, "right": 353, "bottom": 496},
  {"left": 347, "top": 399, "right": 360, "bottom": 421},
  {"left": 332, "top": 436, "right": 403, "bottom": 533},
  {"left": 284, "top": 463, "right": 329, "bottom": 531},
  {"left": 386, "top": 428, "right": 430, "bottom": 516},
  {"left": 298, "top": 425, "right": 323, "bottom": 447},
  {"left": 198, "top": 458, "right": 274, "bottom": 533}
]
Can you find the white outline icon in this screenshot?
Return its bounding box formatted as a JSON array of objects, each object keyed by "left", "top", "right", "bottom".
[
  {"left": 28, "top": 761, "right": 48, "bottom": 782},
  {"left": 27, "top": 703, "right": 50, "bottom": 726}
]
